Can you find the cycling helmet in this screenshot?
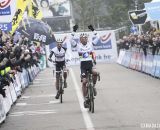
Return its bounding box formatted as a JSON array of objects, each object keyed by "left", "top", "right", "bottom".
[
  {"left": 80, "top": 33, "right": 88, "bottom": 38},
  {"left": 56, "top": 38, "right": 63, "bottom": 44}
]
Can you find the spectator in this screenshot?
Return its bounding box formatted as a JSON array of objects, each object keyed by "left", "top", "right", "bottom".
[{"left": 0, "top": 30, "right": 43, "bottom": 97}]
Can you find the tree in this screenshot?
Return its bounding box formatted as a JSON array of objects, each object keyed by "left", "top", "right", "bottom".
[{"left": 70, "top": 0, "right": 152, "bottom": 30}]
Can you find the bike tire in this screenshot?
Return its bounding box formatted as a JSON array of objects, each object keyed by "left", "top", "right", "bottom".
[
  {"left": 60, "top": 92, "right": 63, "bottom": 103},
  {"left": 90, "top": 85, "right": 94, "bottom": 113},
  {"left": 91, "top": 94, "right": 94, "bottom": 113},
  {"left": 88, "top": 85, "right": 92, "bottom": 112},
  {"left": 59, "top": 78, "right": 63, "bottom": 103},
  {"left": 89, "top": 88, "right": 91, "bottom": 111}
]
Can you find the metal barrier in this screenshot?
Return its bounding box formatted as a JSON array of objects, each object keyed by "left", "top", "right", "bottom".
[
  {"left": 117, "top": 50, "right": 160, "bottom": 78},
  {"left": 0, "top": 65, "right": 40, "bottom": 124}
]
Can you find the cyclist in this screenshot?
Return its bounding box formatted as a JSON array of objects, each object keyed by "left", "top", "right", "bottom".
[
  {"left": 70, "top": 25, "right": 99, "bottom": 108},
  {"left": 48, "top": 39, "right": 69, "bottom": 99}
]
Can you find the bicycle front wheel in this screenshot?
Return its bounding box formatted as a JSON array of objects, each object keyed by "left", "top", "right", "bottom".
[
  {"left": 89, "top": 85, "right": 94, "bottom": 113},
  {"left": 59, "top": 78, "right": 63, "bottom": 103},
  {"left": 60, "top": 92, "right": 63, "bottom": 103}
]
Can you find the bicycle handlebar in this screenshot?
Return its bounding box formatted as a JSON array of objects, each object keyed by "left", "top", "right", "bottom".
[{"left": 48, "top": 58, "right": 70, "bottom": 64}]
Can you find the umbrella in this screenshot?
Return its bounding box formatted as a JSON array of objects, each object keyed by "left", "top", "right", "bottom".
[{"left": 16, "top": 17, "right": 55, "bottom": 44}]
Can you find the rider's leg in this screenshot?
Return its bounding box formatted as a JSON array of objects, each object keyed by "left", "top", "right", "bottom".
[
  {"left": 92, "top": 68, "right": 98, "bottom": 85},
  {"left": 56, "top": 73, "right": 60, "bottom": 91},
  {"left": 81, "top": 65, "right": 87, "bottom": 98},
  {"left": 55, "top": 72, "right": 60, "bottom": 99},
  {"left": 81, "top": 61, "right": 90, "bottom": 108},
  {"left": 82, "top": 77, "right": 87, "bottom": 97},
  {"left": 63, "top": 68, "right": 67, "bottom": 79},
  {"left": 82, "top": 77, "right": 89, "bottom": 108}
]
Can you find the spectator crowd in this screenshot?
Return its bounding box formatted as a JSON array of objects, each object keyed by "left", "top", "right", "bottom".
[
  {"left": 0, "top": 29, "right": 44, "bottom": 98},
  {"left": 117, "top": 27, "right": 160, "bottom": 56}
]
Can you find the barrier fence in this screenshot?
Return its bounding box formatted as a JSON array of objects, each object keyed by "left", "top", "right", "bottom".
[
  {"left": 117, "top": 49, "right": 160, "bottom": 78},
  {"left": 0, "top": 65, "right": 40, "bottom": 124}
]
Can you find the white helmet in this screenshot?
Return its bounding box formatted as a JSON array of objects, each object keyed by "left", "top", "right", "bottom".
[
  {"left": 56, "top": 38, "right": 63, "bottom": 44},
  {"left": 80, "top": 33, "right": 88, "bottom": 38}
]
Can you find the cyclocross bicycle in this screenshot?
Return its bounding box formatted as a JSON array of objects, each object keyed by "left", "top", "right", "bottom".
[
  {"left": 86, "top": 71, "right": 100, "bottom": 113},
  {"left": 55, "top": 69, "right": 64, "bottom": 103},
  {"left": 51, "top": 60, "right": 68, "bottom": 103}
]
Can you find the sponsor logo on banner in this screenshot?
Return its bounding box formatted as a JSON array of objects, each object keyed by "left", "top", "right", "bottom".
[
  {"left": 0, "top": 22, "right": 12, "bottom": 31},
  {"left": 34, "top": 33, "right": 47, "bottom": 43},
  {"left": 0, "top": 0, "right": 11, "bottom": 15},
  {"left": 93, "top": 33, "right": 112, "bottom": 50}
]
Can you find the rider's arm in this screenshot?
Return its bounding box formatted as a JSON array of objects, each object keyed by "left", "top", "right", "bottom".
[
  {"left": 70, "top": 25, "right": 79, "bottom": 47},
  {"left": 70, "top": 33, "right": 78, "bottom": 47},
  {"left": 91, "top": 51, "right": 96, "bottom": 61},
  {"left": 49, "top": 51, "right": 54, "bottom": 59},
  {"left": 88, "top": 25, "right": 99, "bottom": 46},
  {"left": 92, "top": 31, "right": 99, "bottom": 46}
]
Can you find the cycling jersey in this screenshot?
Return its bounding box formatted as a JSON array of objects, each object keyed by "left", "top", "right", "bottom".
[
  {"left": 70, "top": 32, "right": 99, "bottom": 62},
  {"left": 50, "top": 47, "right": 66, "bottom": 62},
  {"left": 77, "top": 43, "right": 93, "bottom": 62}
]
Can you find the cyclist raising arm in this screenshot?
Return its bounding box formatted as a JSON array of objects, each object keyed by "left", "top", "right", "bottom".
[
  {"left": 70, "top": 25, "right": 99, "bottom": 108},
  {"left": 48, "top": 39, "right": 69, "bottom": 99}
]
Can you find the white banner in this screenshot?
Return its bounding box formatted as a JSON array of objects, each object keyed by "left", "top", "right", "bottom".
[
  {"left": 46, "top": 30, "right": 118, "bottom": 66},
  {"left": 36, "top": 0, "right": 71, "bottom": 18},
  {"left": 0, "top": 94, "right": 6, "bottom": 123},
  {"left": 117, "top": 50, "right": 126, "bottom": 64},
  {"left": 0, "top": 0, "right": 17, "bottom": 22}
]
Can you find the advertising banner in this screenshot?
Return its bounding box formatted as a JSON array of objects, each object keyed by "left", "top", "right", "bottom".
[
  {"left": 136, "top": 52, "right": 143, "bottom": 71},
  {"left": 129, "top": 52, "right": 138, "bottom": 69},
  {"left": 145, "top": 2, "right": 160, "bottom": 21},
  {"left": 122, "top": 51, "right": 131, "bottom": 67},
  {"left": 35, "top": 0, "right": 71, "bottom": 18},
  {"left": 0, "top": 22, "right": 12, "bottom": 31},
  {"left": 154, "top": 56, "right": 160, "bottom": 78},
  {"left": 46, "top": 30, "right": 118, "bottom": 66},
  {"left": 0, "top": 0, "right": 17, "bottom": 22},
  {"left": 0, "top": 94, "right": 6, "bottom": 123},
  {"left": 142, "top": 55, "right": 147, "bottom": 73},
  {"left": 117, "top": 50, "right": 160, "bottom": 78},
  {"left": 3, "top": 86, "right": 12, "bottom": 114},
  {"left": 14, "top": 74, "right": 22, "bottom": 96},
  {"left": 117, "top": 50, "right": 125, "bottom": 64},
  {"left": 8, "top": 83, "right": 17, "bottom": 103},
  {"left": 146, "top": 54, "right": 153, "bottom": 74},
  {"left": 151, "top": 55, "right": 158, "bottom": 76}
]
